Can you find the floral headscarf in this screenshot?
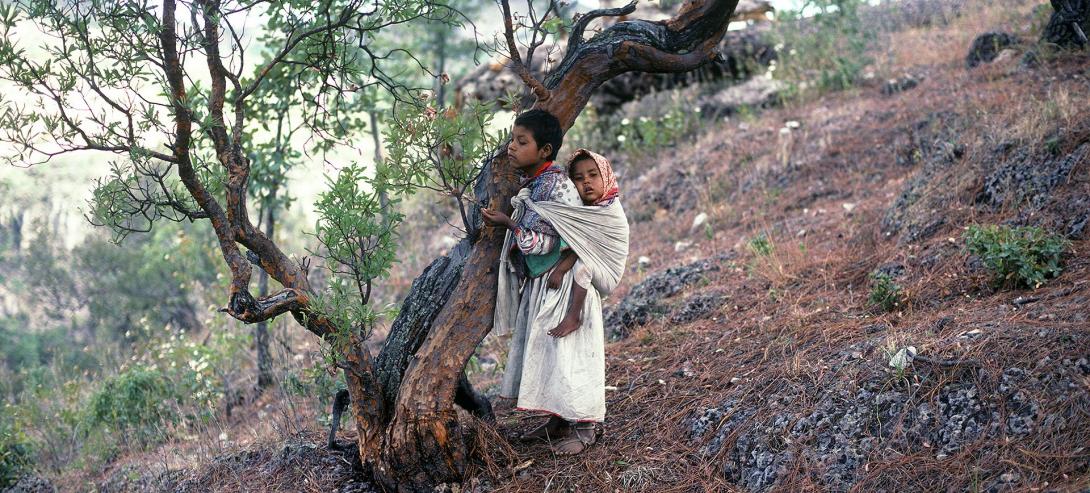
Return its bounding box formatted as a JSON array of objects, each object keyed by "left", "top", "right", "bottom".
[{"left": 565, "top": 148, "right": 619, "bottom": 205}]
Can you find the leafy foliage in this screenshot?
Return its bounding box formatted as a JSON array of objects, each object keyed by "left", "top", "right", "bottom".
[
  {"left": 964, "top": 224, "right": 1069, "bottom": 289},
  {"left": 84, "top": 365, "right": 177, "bottom": 445},
  {"left": 567, "top": 90, "right": 703, "bottom": 167},
  {"left": 74, "top": 224, "right": 223, "bottom": 339},
  {"left": 867, "top": 272, "right": 904, "bottom": 312},
  {"left": 770, "top": 0, "right": 875, "bottom": 100},
  {"left": 0, "top": 412, "right": 32, "bottom": 489},
  {"left": 311, "top": 161, "right": 402, "bottom": 343},
  {"left": 748, "top": 233, "right": 774, "bottom": 257},
  {"left": 382, "top": 99, "right": 502, "bottom": 229}
]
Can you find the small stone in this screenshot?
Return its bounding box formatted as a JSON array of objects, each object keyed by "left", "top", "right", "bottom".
[
  {"left": 842, "top": 203, "right": 857, "bottom": 213},
  {"left": 881, "top": 74, "right": 920, "bottom": 95},
  {"left": 958, "top": 329, "right": 982, "bottom": 339},
  {"left": 729, "top": 377, "right": 741, "bottom": 384},
  {"left": 691, "top": 212, "right": 708, "bottom": 232},
  {"left": 889, "top": 346, "right": 917, "bottom": 370},
  {"left": 674, "top": 240, "right": 693, "bottom": 252},
  {"left": 992, "top": 48, "right": 1019, "bottom": 65}
]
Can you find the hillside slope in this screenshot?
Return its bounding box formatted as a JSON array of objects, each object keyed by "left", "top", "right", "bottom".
[{"left": 45, "top": 1, "right": 1090, "bottom": 492}]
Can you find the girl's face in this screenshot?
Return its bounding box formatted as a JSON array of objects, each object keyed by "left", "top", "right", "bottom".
[
  {"left": 508, "top": 125, "right": 551, "bottom": 171},
  {"left": 570, "top": 158, "right": 605, "bottom": 204}
]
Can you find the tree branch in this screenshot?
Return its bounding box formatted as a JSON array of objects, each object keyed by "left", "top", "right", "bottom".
[
  {"left": 565, "top": 1, "right": 637, "bottom": 55},
  {"left": 499, "top": 0, "right": 551, "bottom": 103}
]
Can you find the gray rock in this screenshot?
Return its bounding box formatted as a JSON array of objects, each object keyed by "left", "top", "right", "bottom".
[
  {"left": 699, "top": 77, "right": 785, "bottom": 116},
  {"left": 966, "top": 32, "right": 1020, "bottom": 68},
  {"left": 881, "top": 112, "right": 964, "bottom": 243},
  {"left": 976, "top": 144, "right": 1087, "bottom": 211},
  {"left": 881, "top": 74, "right": 920, "bottom": 95},
  {"left": 4, "top": 475, "right": 55, "bottom": 493},
  {"left": 1040, "top": 0, "right": 1090, "bottom": 49},
  {"left": 670, "top": 291, "right": 727, "bottom": 324},
  {"left": 605, "top": 253, "right": 734, "bottom": 339}
]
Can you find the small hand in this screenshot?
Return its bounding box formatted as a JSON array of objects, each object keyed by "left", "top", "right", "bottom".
[
  {"left": 547, "top": 269, "right": 564, "bottom": 290},
  {"left": 548, "top": 316, "right": 580, "bottom": 338},
  {"left": 481, "top": 208, "right": 513, "bottom": 228}
]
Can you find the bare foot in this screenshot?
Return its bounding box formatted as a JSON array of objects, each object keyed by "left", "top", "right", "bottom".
[
  {"left": 548, "top": 316, "right": 580, "bottom": 338},
  {"left": 553, "top": 423, "right": 596, "bottom": 455},
  {"left": 519, "top": 416, "right": 569, "bottom": 442}
]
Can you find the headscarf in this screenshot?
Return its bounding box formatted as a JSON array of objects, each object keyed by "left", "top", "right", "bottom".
[{"left": 565, "top": 149, "right": 619, "bottom": 205}]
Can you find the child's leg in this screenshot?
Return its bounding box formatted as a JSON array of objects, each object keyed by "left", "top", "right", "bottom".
[{"left": 548, "top": 282, "right": 587, "bottom": 338}]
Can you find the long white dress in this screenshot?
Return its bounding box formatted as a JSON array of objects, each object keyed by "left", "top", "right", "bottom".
[{"left": 497, "top": 195, "right": 630, "bottom": 423}]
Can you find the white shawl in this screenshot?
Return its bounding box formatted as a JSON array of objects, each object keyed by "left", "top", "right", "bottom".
[{"left": 493, "top": 191, "right": 630, "bottom": 335}]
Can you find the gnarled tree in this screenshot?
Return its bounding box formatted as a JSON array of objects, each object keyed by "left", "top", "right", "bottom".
[{"left": 0, "top": 0, "right": 738, "bottom": 489}]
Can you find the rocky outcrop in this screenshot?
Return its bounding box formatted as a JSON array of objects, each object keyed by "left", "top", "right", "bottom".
[
  {"left": 965, "top": 32, "right": 1020, "bottom": 68},
  {"left": 605, "top": 253, "right": 735, "bottom": 339},
  {"left": 688, "top": 346, "right": 1090, "bottom": 491}
]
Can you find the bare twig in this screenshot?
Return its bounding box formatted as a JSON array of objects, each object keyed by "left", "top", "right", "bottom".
[{"left": 499, "top": 0, "right": 551, "bottom": 103}]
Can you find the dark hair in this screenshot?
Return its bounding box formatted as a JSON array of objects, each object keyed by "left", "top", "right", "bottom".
[
  {"left": 513, "top": 109, "right": 562, "bottom": 161},
  {"left": 566, "top": 150, "right": 596, "bottom": 181}
]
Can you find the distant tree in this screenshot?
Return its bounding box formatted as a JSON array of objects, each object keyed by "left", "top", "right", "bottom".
[{"left": 0, "top": 0, "right": 740, "bottom": 489}]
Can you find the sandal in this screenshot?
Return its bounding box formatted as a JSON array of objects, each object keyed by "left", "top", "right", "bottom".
[
  {"left": 552, "top": 422, "right": 596, "bottom": 456},
  {"left": 519, "top": 416, "right": 569, "bottom": 442}
]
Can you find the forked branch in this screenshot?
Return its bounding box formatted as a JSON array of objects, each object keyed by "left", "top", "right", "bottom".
[{"left": 499, "top": 0, "right": 551, "bottom": 102}]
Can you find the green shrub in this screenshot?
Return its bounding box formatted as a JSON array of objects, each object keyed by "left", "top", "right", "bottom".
[
  {"left": 83, "top": 365, "right": 177, "bottom": 445},
  {"left": 0, "top": 414, "right": 33, "bottom": 489},
  {"left": 867, "top": 272, "right": 903, "bottom": 312},
  {"left": 565, "top": 90, "right": 704, "bottom": 173},
  {"left": 771, "top": 0, "right": 875, "bottom": 100},
  {"left": 748, "top": 233, "right": 774, "bottom": 257},
  {"left": 964, "top": 224, "right": 1069, "bottom": 289}
]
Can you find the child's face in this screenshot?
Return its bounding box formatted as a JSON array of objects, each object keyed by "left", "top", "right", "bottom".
[
  {"left": 570, "top": 158, "right": 605, "bottom": 204},
  {"left": 508, "top": 125, "right": 551, "bottom": 171}
]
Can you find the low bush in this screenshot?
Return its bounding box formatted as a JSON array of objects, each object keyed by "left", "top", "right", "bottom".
[
  {"left": 0, "top": 413, "right": 33, "bottom": 488},
  {"left": 868, "top": 272, "right": 904, "bottom": 312},
  {"left": 83, "top": 365, "right": 177, "bottom": 445},
  {"left": 770, "top": 0, "right": 875, "bottom": 101},
  {"left": 964, "top": 224, "right": 1069, "bottom": 289}
]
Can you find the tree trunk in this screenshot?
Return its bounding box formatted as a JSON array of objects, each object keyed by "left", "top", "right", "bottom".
[
  {"left": 155, "top": 0, "right": 737, "bottom": 488},
  {"left": 372, "top": 1, "right": 739, "bottom": 489},
  {"left": 434, "top": 29, "right": 448, "bottom": 107},
  {"left": 1042, "top": 0, "right": 1090, "bottom": 48},
  {"left": 10, "top": 210, "right": 22, "bottom": 253},
  {"left": 255, "top": 202, "right": 275, "bottom": 389}
]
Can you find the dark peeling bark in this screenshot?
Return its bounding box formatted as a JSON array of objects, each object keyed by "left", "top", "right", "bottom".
[
  {"left": 375, "top": 249, "right": 468, "bottom": 407},
  {"left": 1042, "top": 0, "right": 1090, "bottom": 48}
]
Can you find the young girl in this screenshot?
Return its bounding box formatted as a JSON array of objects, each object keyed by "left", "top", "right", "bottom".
[{"left": 494, "top": 148, "right": 629, "bottom": 456}]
